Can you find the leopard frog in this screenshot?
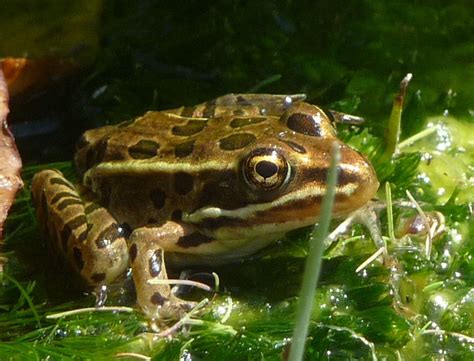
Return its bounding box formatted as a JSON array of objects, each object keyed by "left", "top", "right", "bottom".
[{"left": 32, "top": 94, "right": 378, "bottom": 320}]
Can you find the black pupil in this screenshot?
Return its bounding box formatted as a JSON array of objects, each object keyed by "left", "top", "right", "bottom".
[{"left": 255, "top": 160, "right": 278, "bottom": 179}]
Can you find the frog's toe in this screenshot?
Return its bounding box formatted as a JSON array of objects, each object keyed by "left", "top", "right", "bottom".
[{"left": 153, "top": 297, "right": 197, "bottom": 321}]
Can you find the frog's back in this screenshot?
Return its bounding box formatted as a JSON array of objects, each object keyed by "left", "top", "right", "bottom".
[
  {"left": 75, "top": 111, "right": 282, "bottom": 178},
  {"left": 75, "top": 93, "right": 310, "bottom": 178}
]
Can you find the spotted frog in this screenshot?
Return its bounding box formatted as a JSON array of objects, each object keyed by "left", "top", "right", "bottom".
[{"left": 32, "top": 94, "right": 378, "bottom": 320}]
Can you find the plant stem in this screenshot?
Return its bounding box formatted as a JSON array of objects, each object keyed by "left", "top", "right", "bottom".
[{"left": 288, "top": 142, "right": 340, "bottom": 361}]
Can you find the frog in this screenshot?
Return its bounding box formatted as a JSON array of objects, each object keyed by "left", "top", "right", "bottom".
[{"left": 31, "top": 93, "right": 379, "bottom": 321}]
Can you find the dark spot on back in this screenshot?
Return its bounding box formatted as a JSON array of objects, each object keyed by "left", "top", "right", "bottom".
[
  {"left": 95, "top": 223, "right": 122, "bottom": 249},
  {"left": 172, "top": 120, "right": 207, "bottom": 136},
  {"left": 129, "top": 243, "right": 137, "bottom": 263},
  {"left": 230, "top": 117, "right": 266, "bottom": 128},
  {"left": 150, "top": 188, "right": 166, "bottom": 209},
  {"left": 174, "top": 140, "right": 195, "bottom": 158},
  {"left": 73, "top": 247, "right": 84, "bottom": 270},
  {"left": 150, "top": 292, "right": 168, "bottom": 306},
  {"left": 148, "top": 249, "right": 162, "bottom": 277},
  {"left": 174, "top": 172, "right": 194, "bottom": 195},
  {"left": 219, "top": 133, "right": 256, "bottom": 150},
  {"left": 176, "top": 232, "right": 213, "bottom": 248},
  {"left": 128, "top": 139, "right": 160, "bottom": 159},
  {"left": 279, "top": 139, "right": 307, "bottom": 154},
  {"left": 286, "top": 112, "right": 321, "bottom": 137},
  {"left": 91, "top": 273, "right": 106, "bottom": 283}
]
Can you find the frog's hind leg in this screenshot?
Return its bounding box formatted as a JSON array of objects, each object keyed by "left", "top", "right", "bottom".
[{"left": 31, "top": 170, "right": 129, "bottom": 287}]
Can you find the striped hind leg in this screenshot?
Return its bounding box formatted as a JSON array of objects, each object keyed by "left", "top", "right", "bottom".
[{"left": 31, "top": 170, "right": 129, "bottom": 287}]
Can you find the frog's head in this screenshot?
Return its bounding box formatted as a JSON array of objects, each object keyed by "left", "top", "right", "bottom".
[{"left": 185, "top": 102, "right": 379, "bottom": 242}]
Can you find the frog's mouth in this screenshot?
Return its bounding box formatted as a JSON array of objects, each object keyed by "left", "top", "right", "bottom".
[{"left": 184, "top": 172, "right": 378, "bottom": 240}]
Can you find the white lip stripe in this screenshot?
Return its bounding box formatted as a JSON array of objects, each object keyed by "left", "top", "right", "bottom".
[{"left": 184, "top": 182, "right": 358, "bottom": 223}]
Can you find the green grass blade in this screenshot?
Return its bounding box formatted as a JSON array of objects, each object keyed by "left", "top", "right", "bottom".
[
  {"left": 288, "top": 142, "right": 340, "bottom": 361},
  {"left": 383, "top": 73, "right": 412, "bottom": 160}
]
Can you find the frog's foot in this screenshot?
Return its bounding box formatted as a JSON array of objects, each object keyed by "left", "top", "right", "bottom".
[
  {"left": 128, "top": 223, "right": 202, "bottom": 321},
  {"left": 326, "top": 200, "right": 385, "bottom": 250},
  {"left": 327, "top": 197, "right": 447, "bottom": 270},
  {"left": 31, "top": 170, "right": 129, "bottom": 286}
]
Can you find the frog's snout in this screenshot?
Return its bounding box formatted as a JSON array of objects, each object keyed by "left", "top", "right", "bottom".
[{"left": 332, "top": 148, "right": 379, "bottom": 215}]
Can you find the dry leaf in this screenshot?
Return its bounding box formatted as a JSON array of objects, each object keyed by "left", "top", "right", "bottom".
[
  {"left": 1, "top": 57, "right": 78, "bottom": 98},
  {"left": 0, "top": 68, "right": 23, "bottom": 245}
]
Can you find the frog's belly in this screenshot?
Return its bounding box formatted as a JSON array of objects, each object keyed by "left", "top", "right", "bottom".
[{"left": 166, "top": 234, "right": 284, "bottom": 267}]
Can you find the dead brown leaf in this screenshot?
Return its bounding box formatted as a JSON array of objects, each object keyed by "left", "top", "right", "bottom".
[
  {"left": 1, "top": 57, "right": 79, "bottom": 98},
  {"left": 0, "top": 67, "right": 23, "bottom": 248}
]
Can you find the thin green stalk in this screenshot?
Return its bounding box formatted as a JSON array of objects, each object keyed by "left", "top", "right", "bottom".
[
  {"left": 397, "top": 126, "right": 438, "bottom": 149},
  {"left": 383, "top": 73, "right": 412, "bottom": 160},
  {"left": 288, "top": 143, "right": 340, "bottom": 361},
  {"left": 385, "top": 182, "right": 395, "bottom": 241}
]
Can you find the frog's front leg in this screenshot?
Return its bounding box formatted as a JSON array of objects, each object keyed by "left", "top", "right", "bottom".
[
  {"left": 128, "top": 222, "right": 197, "bottom": 320},
  {"left": 31, "top": 170, "right": 129, "bottom": 286}
]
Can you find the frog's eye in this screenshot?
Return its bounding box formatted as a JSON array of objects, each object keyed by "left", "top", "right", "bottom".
[
  {"left": 242, "top": 148, "right": 291, "bottom": 191},
  {"left": 281, "top": 103, "right": 336, "bottom": 138}
]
